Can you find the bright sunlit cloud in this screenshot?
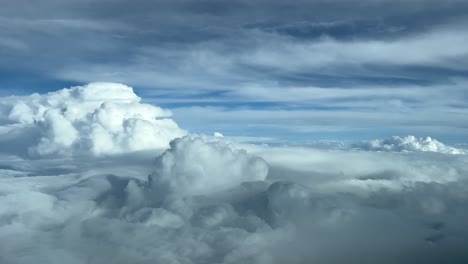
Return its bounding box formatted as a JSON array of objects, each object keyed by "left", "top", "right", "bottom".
[{"left": 1, "top": 83, "right": 468, "bottom": 263}]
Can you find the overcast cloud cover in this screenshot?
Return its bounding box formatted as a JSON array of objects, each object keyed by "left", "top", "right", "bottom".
[{"left": 1, "top": 1, "right": 468, "bottom": 263}]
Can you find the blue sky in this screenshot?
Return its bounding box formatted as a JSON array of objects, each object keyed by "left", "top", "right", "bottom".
[{"left": 1, "top": 0, "right": 468, "bottom": 143}]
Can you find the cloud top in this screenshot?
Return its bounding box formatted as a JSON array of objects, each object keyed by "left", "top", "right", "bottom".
[
  {"left": 356, "top": 135, "right": 465, "bottom": 154},
  {"left": 0, "top": 82, "right": 186, "bottom": 157},
  {"left": 149, "top": 136, "right": 269, "bottom": 197}
]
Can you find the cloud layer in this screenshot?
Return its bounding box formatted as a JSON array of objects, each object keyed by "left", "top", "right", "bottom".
[{"left": 1, "top": 84, "right": 468, "bottom": 263}]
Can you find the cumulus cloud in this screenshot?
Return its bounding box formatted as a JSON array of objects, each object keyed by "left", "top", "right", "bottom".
[
  {"left": 0, "top": 82, "right": 186, "bottom": 157},
  {"left": 149, "top": 136, "right": 268, "bottom": 197},
  {"left": 2, "top": 141, "right": 468, "bottom": 263},
  {"left": 0, "top": 133, "right": 274, "bottom": 264},
  {"left": 1, "top": 84, "right": 468, "bottom": 263},
  {"left": 356, "top": 135, "right": 466, "bottom": 154},
  {"left": 213, "top": 131, "right": 224, "bottom": 138}
]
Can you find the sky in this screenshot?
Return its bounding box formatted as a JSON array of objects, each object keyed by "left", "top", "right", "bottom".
[
  {"left": 1, "top": 0, "right": 468, "bottom": 142},
  {"left": 1, "top": 1, "right": 468, "bottom": 264}
]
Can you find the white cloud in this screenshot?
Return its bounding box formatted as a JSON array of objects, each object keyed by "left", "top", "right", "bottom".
[
  {"left": 2, "top": 140, "right": 468, "bottom": 263},
  {"left": 0, "top": 133, "right": 276, "bottom": 263},
  {"left": 213, "top": 132, "right": 224, "bottom": 138},
  {"left": 356, "top": 135, "right": 466, "bottom": 154},
  {"left": 243, "top": 28, "right": 468, "bottom": 71},
  {"left": 0, "top": 82, "right": 186, "bottom": 157},
  {"left": 1, "top": 84, "right": 468, "bottom": 263},
  {"left": 149, "top": 136, "right": 269, "bottom": 197}
]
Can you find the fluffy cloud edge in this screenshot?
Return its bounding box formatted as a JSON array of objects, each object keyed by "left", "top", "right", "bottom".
[
  {"left": 0, "top": 82, "right": 187, "bottom": 157},
  {"left": 354, "top": 135, "right": 466, "bottom": 155}
]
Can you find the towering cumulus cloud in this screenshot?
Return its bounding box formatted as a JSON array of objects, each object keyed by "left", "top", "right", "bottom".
[
  {"left": 0, "top": 83, "right": 186, "bottom": 157},
  {"left": 150, "top": 136, "right": 268, "bottom": 197}
]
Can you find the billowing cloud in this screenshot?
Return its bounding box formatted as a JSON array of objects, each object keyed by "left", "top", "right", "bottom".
[
  {"left": 1, "top": 84, "right": 468, "bottom": 263},
  {"left": 149, "top": 136, "right": 268, "bottom": 197},
  {"left": 213, "top": 131, "right": 224, "bottom": 138},
  {"left": 2, "top": 140, "right": 468, "bottom": 263},
  {"left": 356, "top": 135, "right": 466, "bottom": 154},
  {"left": 0, "top": 82, "right": 186, "bottom": 157}
]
